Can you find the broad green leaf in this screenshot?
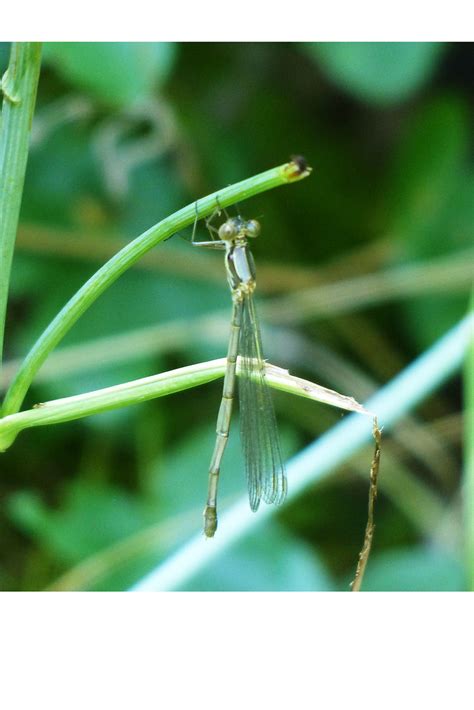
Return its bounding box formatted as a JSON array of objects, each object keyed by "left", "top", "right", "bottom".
[
  {"left": 7, "top": 480, "right": 157, "bottom": 563},
  {"left": 386, "top": 96, "right": 473, "bottom": 347},
  {"left": 358, "top": 546, "right": 466, "bottom": 591},
  {"left": 184, "top": 521, "right": 334, "bottom": 591},
  {"left": 387, "top": 96, "right": 470, "bottom": 251},
  {"left": 22, "top": 120, "right": 102, "bottom": 224},
  {"left": 43, "top": 42, "right": 177, "bottom": 107},
  {"left": 307, "top": 42, "right": 445, "bottom": 105}
]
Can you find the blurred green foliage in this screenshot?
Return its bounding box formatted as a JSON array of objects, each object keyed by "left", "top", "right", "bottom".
[
  {"left": 307, "top": 43, "right": 445, "bottom": 104},
  {"left": 43, "top": 43, "right": 177, "bottom": 107},
  {"left": 0, "top": 42, "right": 472, "bottom": 591}
]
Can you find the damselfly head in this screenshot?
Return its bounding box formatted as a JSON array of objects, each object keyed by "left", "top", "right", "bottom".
[
  {"left": 245, "top": 219, "right": 260, "bottom": 238},
  {"left": 218, "top": 217, "right": 261, "bottom": 241},
  {"left": 218, "top": 219, "right": 239, "bottom": 240}
]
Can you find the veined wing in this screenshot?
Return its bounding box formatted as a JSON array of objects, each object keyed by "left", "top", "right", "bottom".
[{"left": 238, "top": 294, "right": 287, "bottom": 511}]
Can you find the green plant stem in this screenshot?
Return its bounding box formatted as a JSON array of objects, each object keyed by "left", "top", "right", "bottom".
[
  {"left": 0, "top": 354, "right": 352, "bottom": 452},
  {"left": 1, "top": 158, "right": 310, "bottom": 418},
  {"left": 0, "top": 359, "right": 225, "bottom": 451},
  {"left": 0, "top": 42, "right": 42, "bottom": 367}
]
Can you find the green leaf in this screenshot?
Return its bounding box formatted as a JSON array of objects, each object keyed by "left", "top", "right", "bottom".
[
  {"left": 387, "top": 96, "right": 470, "bottom": 251},
  {"left": 358, "top": 546, "right": 466, "bottom": 591},
  {"left": 7, "top": 480, "right": 157, "bottom": 563},
  {"left": 183, "top": 521, "right": 334, "bottom": 591},
  {"left": 307, "top": 42, "right": 445, "bottom": 105},
  {"left": 22, "top": 120, "right": 103, "bottom": 224},
  {"left": 385, "top": 96, "right": 472, "bottom": 347},
  {"left": 43, "top": 42, "right": 177, "bottom": 107}
]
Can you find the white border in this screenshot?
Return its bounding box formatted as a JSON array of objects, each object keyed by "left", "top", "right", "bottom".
[
  {"left": 0, "top": 592, "right": 470, "bottom": 707},
  {"left": 0, "top": 3, "right": 471, "bottom": 41}
]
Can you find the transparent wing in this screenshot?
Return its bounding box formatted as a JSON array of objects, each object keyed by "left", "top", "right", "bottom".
[{"left": 239, "top": 294, "right": 287, "bottom": 511}]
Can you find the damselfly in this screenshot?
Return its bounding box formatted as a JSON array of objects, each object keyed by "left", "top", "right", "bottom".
[{"left": 193, "top": 207, "right": 287, "bottom": 537}]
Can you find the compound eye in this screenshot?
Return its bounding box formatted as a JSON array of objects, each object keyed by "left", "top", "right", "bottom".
[
  {"left": 218, "top": 220, "right": 237, "bottom": 240},
  {"left": 246, "top": 219, "right": 260, "bottom": 238}
]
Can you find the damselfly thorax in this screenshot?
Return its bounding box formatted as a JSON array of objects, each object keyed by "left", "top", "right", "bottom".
[{"left": 224, "top": 242, "right": 257, "bottom": 302}]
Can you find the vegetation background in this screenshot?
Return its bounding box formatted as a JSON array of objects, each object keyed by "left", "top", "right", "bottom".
[{"left": 0, "top": 42, "right": 472, "bottom": 591}]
